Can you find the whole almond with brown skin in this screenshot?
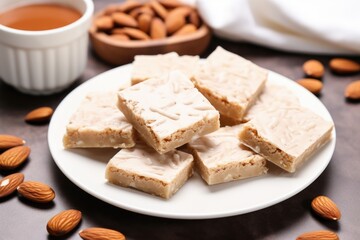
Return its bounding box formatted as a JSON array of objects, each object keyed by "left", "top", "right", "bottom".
[
  {"left": 121, "top": 27, "right": 150, "bottom": 40},
  {"left": 303, "top": 59, "right": 324, "bottom": 78},
  {"left": 296, "top": 230, "right": 339, "bottom": 240},
  {"left": 173, "top": 24, "right": 197, "bottom": 36},
  {"left": 296, "top": 78, "right": 323, "bottom": 94},
  {"left": 165, "top": 9, "right": 186, "bottom": 34},
  {"left": 158, "top": 0, "right": 184, "bottom": 8},
  {"left": 129, "top": 6, "right": 154, "bottom": 19},
  {"left": 0, "top": 173, "right": 24, "bottom": 198},
  {"left": 150, "top": 17, "right": 167, "bottom": 39},
  {"left": 110, "top": 34, "right": 130, "bottom": 41},
  {"left": 149, "top": 0, "right": 168, "bottom": 19},
  {"left": 17, "top": 181, "right": 55, "bottom": 203},
  {"left": 138, "top": 13, "right": 152, "bottom": 33},
  {"left": 79, "top": 227, "right": 125, "bottom": 240},
  {"left": 95, "top": 16, "right": 114, "bottom": 31},
  {"left": 329, "top": 58, "right": 360, "bottom": 74},
  {"left": 47, "top": 209, "right": 82, "bottom": 236},
  {"left": 345, "top": 80, "right": 360, "bottom": 100},
  {"left": 0, "top": 134, "right": 25, "bottom": 150},
  {"left": 0, "top": 146, "right": 30, "bottom": 170},
  {"left": 112, "top": 12, "right": 138, "bottom": 28},
  {"left": 311, "top": 195, "right": 341, "bottom": 220},
  {"left": 25, "top": 106, "right": 53, "bottom": 123}
]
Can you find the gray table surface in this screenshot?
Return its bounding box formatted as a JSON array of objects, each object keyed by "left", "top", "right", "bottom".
[{"left": 1, "top": 1, "right": 360, "bottom": 239}]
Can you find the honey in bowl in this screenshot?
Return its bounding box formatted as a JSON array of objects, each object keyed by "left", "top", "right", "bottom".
[{"left": 0, "top": 4, "right": 82, "bottom": 31}]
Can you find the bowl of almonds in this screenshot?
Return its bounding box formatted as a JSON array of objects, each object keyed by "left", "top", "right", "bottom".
[{"left": 89, "top": 0, "right": 211, "bottom": 65}]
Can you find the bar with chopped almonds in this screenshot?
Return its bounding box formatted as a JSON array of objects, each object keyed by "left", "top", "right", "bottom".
[
  {"left": 239, "top": 105, "right": 333, "bottom": 173},
  {"left": 63, "top": 91, "right": 135, "bottom": 148},
  {"left": 105, "top": 142, "right": 194, "bottom": 199},
  {"left": 188, "top": 125, "right": 267, "bottom": 185},
  {"left": 117, "top": 70, "right": 220, "bottom": 154},
  {"left": 191, "top": 46, "right": 267, "bottom": 121},
  {"left": 131, "top": 52, "right": 200, "bottom": 85}
]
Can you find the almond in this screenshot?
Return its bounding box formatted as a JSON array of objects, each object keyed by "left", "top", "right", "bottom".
[
  {"left": 0, "top": 134, "right": 25, "bottom": 150},
  {"left": 110, "top": 34, "right": 130, "bottom": 41},
  {"left": 165, "top": 8, "right": 186, "bottom": 34},
  {"left": 345, "top": 80, "right": 360, "bottom": 100},
  {"left": 112, "top": 12, "right": 138, "bottom": 28},
  {"left": 329, "top": 58, "right": 360, "bottom": 74},
  {"left": 138, "top": 13, "right": 152, "bottom": 33},
  {"left": 303, "top": 59, "right": 324, "bottom": 78},
  {"left": 25, "top": 106, "right": 53, "bottom": 123},
  {"left": 150, "top": 17, "right": 167, "bottom": 39},
  {"left": 17, "top": 181, "right": 55, "bottom": 203},
  {"left": 95, "top": 16, "right": 114, "bottom": 31},
  {"left": 104, "top": 4, "right": 120, "bottom": 16},
  {"left": 129, "top": 6, "right": 154, "bottom": 19},
  {"left": 0, "top": 173, "right": 24, "bottom": 198},
  {"left": 173, "top": 24, "right": 197, "bottom": 36},
  {"left": 149, "top": 0, "right": 168, "bottom": 19},
  {"left": 0, "top": 146, "right": 30, "bottom": 170},
  {"left": 79, "top": 227, "right": 125, "bottom": 240},
  {"left": 311, "top": 195, "right": 341, "bottom": 220},
  {"left": 296, "top": 78, "right": 323, "bottom": 94},
  {"left": 296, "top": 230, "right": 339, "bottom": 240},
  {"left": 121, "top": 27, "right": 150, "bottom": 40},
  {"left": 169, "top": 6, "right": 193, "bottom": 17},
  {"left": 47, "top": 209, "right": 82, "bottom": 236},
  {"left": 158, "top": 0, "right": 184, "bottom": 8},
  {"left": 118, "top": 0, "right": 142, "bottom": 12}
]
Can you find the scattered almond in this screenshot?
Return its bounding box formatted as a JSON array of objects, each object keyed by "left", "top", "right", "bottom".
[
  {"left": 17, "top": 181, "right": 55, "bottom": 203},
  {"left": 47, "top": 209, "right": 82, "bottom": 236},
  {"left": 296, "top": 78, "right": 323, "bottom": 94},
  {"left": 0, "top": 173, "right": 24, "bottom": 198},
  {"left": 79, "top": 227, "right": 125, "bottom": 240},
  {"left": 303, "top": 59, "right": 324, "bottom": 78},
  {"left": 150, "top": 17, "right": 167, "bottom": 39},
  {"left": 0, "top": 146, "right": 30, "bottom": 170},
  {"left": 311, "top": 195, "right": 341, "bottom": 220},
  {"left": 345, "top": 80, "right": 360, "bottom": 100},
  {"left": 329, "top": 58, "right": 360, "bottom": 74},
  {"left": 0, "top": 134, "right": 25, "bottom": 150},
  {"left": 95, "top": 16, "right": 114, "bottom": 31},
  {"left": 296, "top": 230, "right": 339, "bottom": 240},
  {"left": 112, "top": 12, "right": 138, "bottom": 28},
  {"left": 25, "top": 106, "right": 53, "bottom": 123}
]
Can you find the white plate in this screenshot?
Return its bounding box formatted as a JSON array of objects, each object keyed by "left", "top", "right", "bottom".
[{"left": 48, "top": 64, "right": 336, "bottom": 219}]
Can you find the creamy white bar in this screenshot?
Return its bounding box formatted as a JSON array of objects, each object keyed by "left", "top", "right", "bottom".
[
  {"left": 118, "top": 71, "right": 220, "bottom": 154},
  {"left": 243, "top": 83, "right": 300, "bottom": 122},
  {"left": 239, "top": 106, "right": 333, "bottom": 172},
  {"left": 63, "top": 92, "right": 135, "bottom": 148},
  {"left": 188, "top": 126, "right": 267, "bottom": 185},
  {"left": 131, "top": 52, "right": 200, "bottom": 85},
  {"left": 192, "top": 46, "right": 267, "bottom": 121},
  {"left": 105, "top": 142, "right": 194, "bottom": 199}
]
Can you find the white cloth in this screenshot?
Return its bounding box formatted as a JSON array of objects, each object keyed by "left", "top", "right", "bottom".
[{"left": 186, "top": 0, "right": 360, "bottom": 54}]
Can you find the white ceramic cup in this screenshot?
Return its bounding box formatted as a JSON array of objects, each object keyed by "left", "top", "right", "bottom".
[{"left": 0, "top": 0, "right": 94, "bottom": 95}]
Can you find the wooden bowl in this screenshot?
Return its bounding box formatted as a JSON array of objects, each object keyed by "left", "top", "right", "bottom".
[{"left": 89, "top": 11, "right": 212, "bottom": 66}]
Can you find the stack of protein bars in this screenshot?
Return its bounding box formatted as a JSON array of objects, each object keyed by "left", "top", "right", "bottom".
[{"left": 63, "top": 47, "right": 333, "bottom": 199}]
